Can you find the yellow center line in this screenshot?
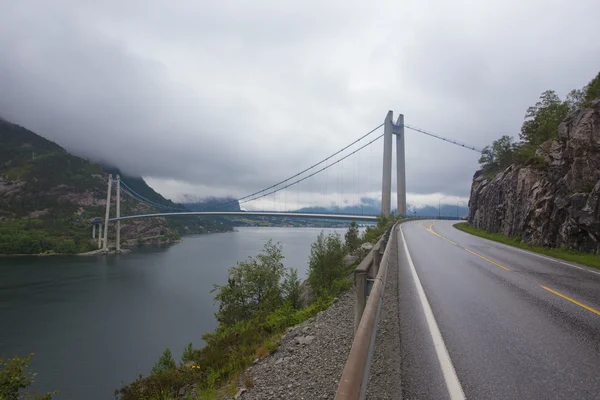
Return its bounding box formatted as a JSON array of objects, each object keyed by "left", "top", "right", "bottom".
[
  {"left": 540, "top": 286, "right": 600, "bottom": 316},
  {"left": 423, "top": 222, "right": 458, "bottom": 245},
  {"left": 420, "top": 222, "right": 600, "bottom": 317},
  {"left": 464, "top": 248, "right": 510, "bottom": 271}
]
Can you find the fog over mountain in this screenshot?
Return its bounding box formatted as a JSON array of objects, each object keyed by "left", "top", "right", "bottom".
[{"left": 1, "top": 1, "right": 598, "bottom": 209}]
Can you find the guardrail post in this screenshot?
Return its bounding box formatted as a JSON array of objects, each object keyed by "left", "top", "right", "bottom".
[
  {"left": 354, "top": 271, "right": 367, "bottom": 333},
  {"left": 371, "top": 243, "right": 381, "bottom": 279}
]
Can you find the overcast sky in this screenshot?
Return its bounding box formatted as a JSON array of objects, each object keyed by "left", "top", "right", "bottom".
[{"left": 1, "top": 1, "right": 599, "bottom": 210}]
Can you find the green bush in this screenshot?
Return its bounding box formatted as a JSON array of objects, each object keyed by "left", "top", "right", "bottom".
[
  {"left": 152, "top": 348, "right": 176, "bottom": 375},
  {"left": 344, "top": 221, "right": 360, "bottom": 254},
  {"left": 479, "top": 135, "right": 519, "bottom": 178},
  {"left": 211, "top": 240, "right": 285, "bottom": 326},
  {"left": 362, "top": 214, "right": 395, "bottom": 244},
  {"left": 282, "top": 268, "right": 302, "bottom": 309},
  {"left": 0, "top": 219, "right": 96, "bottom": 255},
  {"left": 0, "top": 354, "right": 56, "bottom": 400},
  {"left": 582, "top": 71, "right": 600, "bottom": 106},
  {"left": 181, "top": 343, "right": 194, "bottom": 365},
  {"left": 307, "top": 232, "right": 345, "bottom": 297}
]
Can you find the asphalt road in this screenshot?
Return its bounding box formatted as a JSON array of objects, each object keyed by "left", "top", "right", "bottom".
[{"left": 396, "top": 220, "right": 600, "bottom": 400}]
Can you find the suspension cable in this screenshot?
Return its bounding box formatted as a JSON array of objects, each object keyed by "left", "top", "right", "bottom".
[
  {"left": 119, "top": 180, "right": 184, "bottom": 210},
  {"left": 214, "top": 123, "right": 384, "bottom": 209},
  {"left": 240, "top": 133, "right": 383, "bottom": 205},
  {"left": 404, "top": 123, "right": 483, "bottom": 153}
]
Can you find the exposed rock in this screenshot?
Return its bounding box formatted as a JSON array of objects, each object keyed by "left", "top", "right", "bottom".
[
  {"left": 469, "top": 100, "right": 600, "bottom": 252},
  {"left": 234, "top": 388, "right": 247, "bottom": 399},
  {"left": 360, "top": 242, "right": 374, "bottom": 251},
  {"left": 343, "top": 254, "right": 358, "bottom": 267},
  {"left": 299, "top": 280, "right": 315, "bottom": 307},
  {"left": 295, "top": 335, "right": 315, "bottom": 346}
]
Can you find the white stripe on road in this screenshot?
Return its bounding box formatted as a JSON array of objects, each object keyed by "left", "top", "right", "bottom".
[{"left": 399, "top": 224, "right": 466, "bottom": 400}]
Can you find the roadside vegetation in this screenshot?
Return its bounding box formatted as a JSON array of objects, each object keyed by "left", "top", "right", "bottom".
[
  {"left": 454, "top": 223, "right": 600, "bottom": 269},
  {"left": 0, "top": 354, "right": 56, "bottom": 400},
  {"left": 118, "top": 215, "right": 397, "bottom": 399},
  {"left": 479, "top": 71, "right": 600, "bottom": 179}
]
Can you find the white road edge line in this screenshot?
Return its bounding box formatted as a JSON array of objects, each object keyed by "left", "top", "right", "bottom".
[
  {"left": 449, "top": 222, "right": 600, "bottom": 277},
  {"left": 399, "top": 224, "right": 466, "bottom": 400}
]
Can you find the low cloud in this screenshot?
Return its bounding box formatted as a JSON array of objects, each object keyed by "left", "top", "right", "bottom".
[{"left": 1, "top": 0, "right": 598, "bottom": 208}]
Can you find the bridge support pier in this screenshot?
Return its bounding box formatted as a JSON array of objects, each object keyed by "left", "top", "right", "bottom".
[
  {"left": 381, "top": 112, "right": 393, "bottom": 216},
  {"left": 381, "top": 111, "right": 406, "bottom": 217},
  {"left": 396, "top": 114, "right": 406, "bottom": 217},
  {"left": 103, "top": 174, "right": 112, "bottom": 252},
  {"left": 97, "top": 224, "right": 103, "bottom": 249},
  {"left": 116, "top": 175, "right": 121, "bottom": 253}
]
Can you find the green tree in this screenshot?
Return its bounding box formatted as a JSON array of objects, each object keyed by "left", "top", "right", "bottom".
[
  {"left": 564, "top": 88, "right": 584, "bottom": 111},
  {"left": 362, "top": 213, "right": 394, "bottom": 243},
  {"left": 181, "top": 342, "right": 194, "bottom": 365},
  {"left": 212, "top": 240, "right": 285, "bottom": 325},
  {"left": 345, "top": 221, "right": 360, "bottom": 254},
  {"left": 478, "top": 135, "right": 518, "bottom": 176},
  {"left": 282, "top": 268, "right": 302, "bottom": 309},
  {"left": 308, "top": 232, "right": 345, "bottom": 296},
  {"left": 582, "top": 71, "right": 600, "bottom": 106},
  {"left": 520, "top": 90, "right": 569, "bottom": 146},
  {"left": 152, "top": 348, "right": 176, "bottom": 375},
  {"left": 0, "top": 355, "right": 55, "bottom": 400}
]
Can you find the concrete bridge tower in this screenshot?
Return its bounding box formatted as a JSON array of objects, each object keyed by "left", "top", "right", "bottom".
[{"left": 381, "top": 111, "right": 406, "bottom": 217}]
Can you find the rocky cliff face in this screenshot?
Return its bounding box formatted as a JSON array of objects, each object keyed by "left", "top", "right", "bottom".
[{"left": 469, "top": 100, "right": 600, "bottom": 252}]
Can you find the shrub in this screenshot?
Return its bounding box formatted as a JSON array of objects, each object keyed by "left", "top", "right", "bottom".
[
  {"left": 362, "top": 214, "right": 395, "bottom": 244},
  {"left": 0, "top": 354, "right": 55, "bottom": 400},
  {"left": 211, "top": 240, "right": 285, "bottom": 326},
  {"left": 181, "top": 343, "right": 194, "bottom": 365},
  {"left": 582, "top": 71, "right": 600, "bottom": 106},
  {"left": 244, "top": 374, "right": 254, "bottom": 388},
  {"left": 282, "top": 268, "right": 302, "bottom": 309},
  {"left": 307, "top": 232, "right": 345, "bottom": 296},
  {"left": 344, "top": 221, "right": 360, "bottom": 254},
  {"left": 152, "top": 348, "right": 176, "bottom": 375}
]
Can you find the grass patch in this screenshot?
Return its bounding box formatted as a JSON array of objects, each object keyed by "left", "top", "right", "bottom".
[{"left": 454, "top": 222, "right": 600, "bottom": 269}]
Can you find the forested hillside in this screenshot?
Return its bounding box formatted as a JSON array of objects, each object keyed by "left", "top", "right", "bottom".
[{"left": 0, "top": 120, "right": 233, "bottom": 254}]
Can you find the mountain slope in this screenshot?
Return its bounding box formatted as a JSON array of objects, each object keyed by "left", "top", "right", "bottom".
[{"left": 0, "top": 119, "right": 232, "bottom": 254}]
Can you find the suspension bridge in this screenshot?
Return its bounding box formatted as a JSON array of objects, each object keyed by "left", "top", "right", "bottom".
[{"left": 94, "top": 110, "right": 481, "bottom": 252}]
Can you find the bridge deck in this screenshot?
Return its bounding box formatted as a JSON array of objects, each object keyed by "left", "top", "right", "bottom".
[{"left": 109, "top": 211, "right": 379, "bottom": 222}]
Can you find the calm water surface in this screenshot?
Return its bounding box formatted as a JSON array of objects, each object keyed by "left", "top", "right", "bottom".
[{"left": 0, "top": 227, "right": 349, "bottom": 399}]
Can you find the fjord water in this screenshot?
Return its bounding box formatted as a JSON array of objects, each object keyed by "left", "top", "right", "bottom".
[{"left": 0, "top": 227, "right": 347, "bottom": 399}]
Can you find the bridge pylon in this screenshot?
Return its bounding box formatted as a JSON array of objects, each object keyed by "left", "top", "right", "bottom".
[
  {"left": 381, "top": 111, "right": 405, "bottom": 217},
  {"left": 103, "top": 174, "right": 112, "bottom": 252}
]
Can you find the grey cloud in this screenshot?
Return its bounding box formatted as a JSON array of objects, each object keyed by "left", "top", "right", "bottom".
[{"left": 1, "top": 0, "right": 598, "bottom": 205}]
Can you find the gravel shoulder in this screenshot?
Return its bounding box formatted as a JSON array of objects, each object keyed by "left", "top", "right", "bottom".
[
  {"left": 365, "top": 242, "right": 402, "bottom": 399},
  {"left": 240, "top": 290, "right": 355, "bottom": 400}
]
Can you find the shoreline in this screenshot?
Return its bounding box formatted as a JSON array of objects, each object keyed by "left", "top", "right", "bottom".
[
  {"left": 0, "top": 226, "right": 351, "bottom": 258},
  {"left": 0, "top": 228, "right": 238, "bottom": 258}
]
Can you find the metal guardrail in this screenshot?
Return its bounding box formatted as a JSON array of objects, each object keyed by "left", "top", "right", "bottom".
[
  {"left": 336, "top": 222, "right": 398, "bottom": 400},
  {"left": 353, "top": 236, "right": 385, "bottom": 332}
]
